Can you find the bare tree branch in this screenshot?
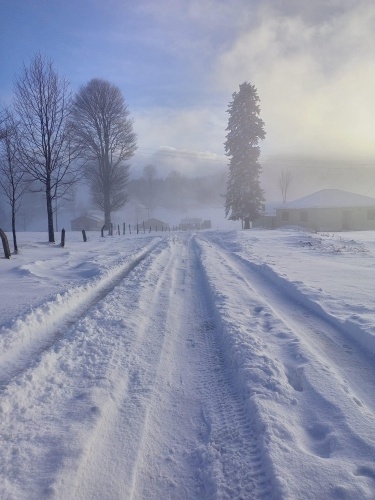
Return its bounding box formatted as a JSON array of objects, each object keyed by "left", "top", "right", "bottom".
[
  {"left": 278, "top": 169, "right": 292, "bottom": 203},
  {"left": 70, "top": 79, "right": 137, "bottom": 228},
  {"left": 0, "top": 109, "right": 30, "bottom": 253},
  {"left": 13, "top": 53, "right": 81, "bottom": 242}
]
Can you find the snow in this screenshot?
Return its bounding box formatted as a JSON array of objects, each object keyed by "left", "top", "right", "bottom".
[{"left": 1, "top": 228, "right": 375, "bottom": 499}]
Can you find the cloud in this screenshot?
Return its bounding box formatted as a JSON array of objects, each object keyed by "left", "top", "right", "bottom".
[{"left": 215, "top": 0, "right": 375, "bottom": 158}]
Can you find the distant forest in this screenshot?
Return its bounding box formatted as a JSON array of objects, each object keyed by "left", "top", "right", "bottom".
[
  {"left": 128, "top": 169, "right": 227, "bottom": 211},
  {"left": 0, "top": 169, "right": 228, "bottom": 231}
]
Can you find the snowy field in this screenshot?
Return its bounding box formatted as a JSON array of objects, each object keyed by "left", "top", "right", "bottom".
[{"left": 0, "top": 228, "right": 375, "bottom": 499}]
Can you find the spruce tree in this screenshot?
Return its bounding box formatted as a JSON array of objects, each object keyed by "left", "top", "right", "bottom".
[{"left": 224, "top": 82, "right": 266, "bottom": 229}]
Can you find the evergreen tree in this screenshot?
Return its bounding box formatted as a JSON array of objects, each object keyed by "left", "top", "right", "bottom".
[{"left": 224, "top": 82, "right": 266, "bottom": 229}]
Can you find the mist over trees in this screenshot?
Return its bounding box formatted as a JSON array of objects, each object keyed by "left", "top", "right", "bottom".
[
  {"left": 70, "top": 79, "right": 137, "bottom": 229},
  {"left": 224, "top": 82, "right": 266, "bottom": 229},
  {"left": 143, "top": 164, "right": 157, "bottom": 210},
  {"left": 13, "top": 53, "right": 80, "bottom": 242},
  {"left": 129, "top": 168, "right": 226, "bottom": 211}
]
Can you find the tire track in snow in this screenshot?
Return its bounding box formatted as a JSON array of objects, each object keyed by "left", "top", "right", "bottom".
[
  {"left": 0, "top": 238, "right": 163, "bottom": 391},
  {"left": 64, "top": 233, "right": 273, "bottom": 499},
  {"left": 200, "top": 235, "right": 375, "bottom": 417},
  {"left": 128, "top": 236, "right": 272, "bottom": 499},
  {"left": 128, "top": 235, "right": 205, "bottom": 499},
  {"left": 63, "top": 235, "right": 194, "bottom": 499},
  {"left": 0, "top": 236, "right": 174, "bottom": 499},
  {"left": 190, "top": 237, "right": 273, "bottom": 499},
  {"left": 196, "top": 234, "right": 375, "bottom": 498},
  {"left": 195, "top": 322, "right": 271, "bottom": 499}
]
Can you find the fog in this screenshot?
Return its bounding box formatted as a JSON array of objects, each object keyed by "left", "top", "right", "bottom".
[
  {"left": 2, "top": 154, "right": 375, "bottom": 233},
  {"left": 261, "top": 155, "right": 375, "bottom": 202},
  {"left": 0, "top": 168, "right": 228, "bottom": 233}
]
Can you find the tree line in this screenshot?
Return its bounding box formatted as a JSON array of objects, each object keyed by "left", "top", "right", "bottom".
[
  {"left": 1, "top": 54, "right": 273, "bottom": 254},
  {"left": 129, "top": 165, "right": 227, "bottom": 211},
  {"left": 0, "top": 53, "right": 136, "bottom": 252}
]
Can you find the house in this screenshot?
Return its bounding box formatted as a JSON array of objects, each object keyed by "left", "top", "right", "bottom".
[
  {"left": 142, "top": 218, "right": 169, "bottom": 231},
  {"left": 253, "top": 203, "right": 278, "bottom": 229},
  {"left": 71, "top": 214, "right": 104, "bottom": 231},
  {"left": 276, "top": 189, "right": 375, "bottom": 231}
]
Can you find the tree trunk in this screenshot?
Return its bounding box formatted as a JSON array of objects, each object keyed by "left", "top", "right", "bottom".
[
  {"left": 104, "top": 211, "right": 111, "bottom": 231},
  {"left": 244, "top": 218, "right": 251, "bottom": 229},
  {"left": 0, "top": 229, "right": 11, "bottom": 259},
  {"left": 104, "top": 190, "right": 111, "bottom": 230},
  {"left": 46, "top": 178, "right": 55, "bottom": 242},
  {"left": 11, "top": 205, "right": 18, "bottom": 254}
]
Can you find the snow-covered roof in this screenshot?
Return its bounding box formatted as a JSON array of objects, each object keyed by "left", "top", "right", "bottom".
[
  {"left": 71, "top": 214, "right": 103, "bottom": 223},
  {"left": 282, "top": 189, "right": 375, "bottom": 209}
]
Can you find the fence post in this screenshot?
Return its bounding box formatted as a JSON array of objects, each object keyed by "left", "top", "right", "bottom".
[
  {"left": 137, "top": 224, "right": 139, "bottom": 234},
  {"left": 118, "top": 225, "right": 120, "bottom": 235},
  {"left": 143, "top": 221, "right": 145, "bottom": 234},
  {"left": 0, "top": 228, "right": 11, "bottom": 259},
  {"left": 61, "top": 228, "right": 66, "bottom": 247},
  {"left": 101, "top": 225, "right": 105, "bottom": 237},
  {"left": 82, "top": 229, "right": 87, "bottom": 242},
  {"left": 123, "top": 222, "right": 125, "bottom": 235},
  {"left": 129, "top": 224, "right": 131, "bottom": 234}
]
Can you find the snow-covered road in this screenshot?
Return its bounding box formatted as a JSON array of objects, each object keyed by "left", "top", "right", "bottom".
[{"left": 1, "top": 230, "right": 375, "bottom": 499}]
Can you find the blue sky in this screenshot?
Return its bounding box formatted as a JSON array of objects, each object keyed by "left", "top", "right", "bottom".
[{"left": 1, "top": 0, "right": 375, "bottom": 181}]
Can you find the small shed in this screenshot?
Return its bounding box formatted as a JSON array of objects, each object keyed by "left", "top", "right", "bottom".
[
  {"left": 143, "top": 218, "right": 169, "bottom": 231},
  {"left": 71, "top": 215, "right": 104, "bottom": 231},
  {"left": 276, "top": 189, "right": 375, "bottom": 231}
]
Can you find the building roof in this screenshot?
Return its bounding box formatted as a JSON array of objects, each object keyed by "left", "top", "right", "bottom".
[
  {"left": 281, "top": 189, "right": 375, "bottom": 209},
  {"left": 71, "top": 214, "right": 103, "bottom": 223}
]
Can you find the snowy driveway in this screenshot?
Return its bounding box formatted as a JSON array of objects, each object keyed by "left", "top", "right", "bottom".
[{"left": 1, "top": 230, "right": 375, "bottom": 499}]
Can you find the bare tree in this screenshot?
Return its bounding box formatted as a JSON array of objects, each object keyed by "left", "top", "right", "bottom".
[
  {"left": 0, "top": 107, "right": 7, "bottom": 140},
  {"left": 0, "top": 110, "right": 30, "bottom": 253},
  {"left": 279, "top": 169, "right": 292, "bottom": 203},
  {"left": 13, "top": 53, "right": 80, "bottom": 242},
  {"left": 70, "top": 79, "right": 137, "bottom": 229}
]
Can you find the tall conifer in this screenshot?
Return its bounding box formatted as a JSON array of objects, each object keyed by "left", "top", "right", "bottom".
[{"left": 224, "top": 82, "right": 266, "bottom": 229}]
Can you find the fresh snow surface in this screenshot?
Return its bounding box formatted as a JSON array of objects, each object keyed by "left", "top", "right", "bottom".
[{"left": 1, "top": 228, "right": 375, "bottom": 499}]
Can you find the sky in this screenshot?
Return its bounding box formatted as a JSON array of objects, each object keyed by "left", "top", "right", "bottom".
[{"left": 1, "top": 0, "right": 375, "bottom": 198}]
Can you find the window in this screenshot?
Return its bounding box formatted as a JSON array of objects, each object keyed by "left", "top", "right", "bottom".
[
  {"left": 300, "top": 210, "right": 308, "bottom": 222},
  {"left": 282, "top": 211, "right": 289, "bottom": 222},
  {"left": 367, "top": 209, "right": 375, "bottom": 220}
]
